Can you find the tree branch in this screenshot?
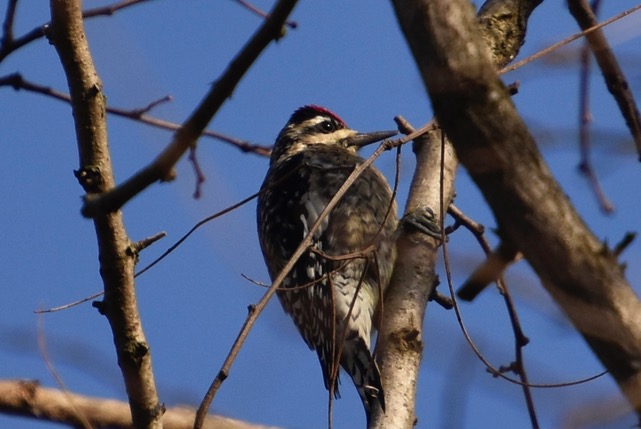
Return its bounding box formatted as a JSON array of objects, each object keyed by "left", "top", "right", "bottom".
[
  {"left": 0, "top": 380, "right": 280, "bottom": 429},
  {"left": 568, "top": 0, "right": 641, "bottom": 160},
  {"left": 0, "top": 73, "right": 272, "bottom": 156},
  {"left": 395, "top": 0, "right": 641, "bottom": 419},
  {"left": 0, "top": 0, "right": 153, "bottom": 63},
  {"left": 371, "top": 2, "right": 542, "bottom": 427},
  {"left": 370, "top": 121, "right": 457, "bottom": 429},
  {"left": 48, "top": 1, "right": 161, "bottom": 428},
  {"left": 80, "top": 0, "right": 300, "bottom": 218}
]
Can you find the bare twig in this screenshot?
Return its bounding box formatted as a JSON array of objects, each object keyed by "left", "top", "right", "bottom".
[
  {"left": 80, "top": 0, "right": 300, "bottom": 218},
  {"left": 36, "top": 189, "right": 261, "bottom": 314},
  {"left": 81, "top": 0, "right": 151, "bottom": 18},
  {"left": 234, "top": 0, "right": 298, "bottom": 28},
  {"left": 568, "top": 0, "right": 641, "bottom": 161},
  {"left": 0, "top": 0, "right": 153, "bottom": 63},
  {"left": 188, "top": 145, "right": 206, "bottom": 199},
  {"left": 443, "top": 152, "right": 540, "bottom": 428},
  {"left": 493, "top": 274, "right": 538, "bottom": 427},
  {"left": 0, "top": 73, "right": 272, "bottom": 156},
  {"left": 442, "top": 208, "right": 607, "bottom": 391},
  {"left": 36, "top": 316, "right": 93, "bottom": 429},
  {"left": 500, "top": 3, "right": 641, "bottom": 74},
  {"left": 575, "top": 1, "right": 615, "bottom": 214},
  {"left": 34, "top": 290, "right": 104, "bottom": 313},
  {"left": 128, "top": 231, "right": 167, "bottom": 256},
  {"left": 130, "top": 94, "right": 173, "bottom": 116}
]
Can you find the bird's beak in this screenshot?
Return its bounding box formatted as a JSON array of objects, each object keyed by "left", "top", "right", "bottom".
[{"left": 345, "top": 130, "right": 397, "bottom": 148}]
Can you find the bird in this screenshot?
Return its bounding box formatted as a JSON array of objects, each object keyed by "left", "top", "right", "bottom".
[{"left": 256, "top": 105, "right": 398, "bottom": 421}]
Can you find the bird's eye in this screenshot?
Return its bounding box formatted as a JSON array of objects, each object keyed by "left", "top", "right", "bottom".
[{"left": 320, "top": 120, "right": 336, "bottom": 133}]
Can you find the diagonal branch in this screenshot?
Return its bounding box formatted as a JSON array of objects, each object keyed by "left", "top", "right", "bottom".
[
  {"left": 81, "top": 0, "right": 300, "bottom": 218},
  {"left": 568, "top": 0, "right": 641, "bottom": 160},
  {"left": 371, "top": 1, "right": 542, "bottom": 427},
  {"left": 0, "top": 0, "right": 153, "bottom": 63}
]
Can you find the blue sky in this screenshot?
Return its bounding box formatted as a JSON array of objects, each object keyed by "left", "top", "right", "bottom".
[{"left": 2, "top": 1, "right": 641, "bottom": 428}]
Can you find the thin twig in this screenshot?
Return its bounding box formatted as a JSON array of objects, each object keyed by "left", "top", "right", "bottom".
[
  {"left": 442, "top": 208, "right": 607, "bottom": 389},
  {"left": 234, "top": 0, "right": 298, "bottom": 28},
  {"left": 36, "top": 189, "right": 261, "bottom": 314},
  {"left": 451, "top": 204, "right": 522, "bottom": 301},
  {"left": 443, "top": 205, "right": 607, "bottom": 389},
  {"left": 36, "top": 314, "right": 93, "bottom": 429},
  {"left": 576, "top": 11, "right": 614, "bottom": 213},
  {"left": 34, "top": 291, "right": 104, "bottom": 313},
  {"left": 240, "top": 273, "right": 269, "bottom": 287},
  {"left": 129, "top": 94, "right": 172, "bottom": 117},
  {"left": 500, "top": 3, "right": 641, "bottom": 74},
  {"left": 36, "top": 152, "right": 351, "bottom": 317},
  {"left": 0, "top": 73, "right": 271, "bottom": 156},
  {"left": 0, "top": 0, "right": 154, "bottom": 63},
  {"left": 569, "top": 0, "right": 641, "bottom": 161},
  {"left": 128, "top": 231, "right": 167, "bottom": 255},
  {"left": 496, "top": 277, "right": 539, "bottom": 429},
  {"left": 81, "top": 0, "right": 150, "bottom": 18},
  {"left": 188, "top": 145, "right": 206, "bottom": 199}
]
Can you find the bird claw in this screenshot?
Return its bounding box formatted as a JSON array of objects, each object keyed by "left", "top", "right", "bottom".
[{"left": 400, "top": 207, "right": 442, "bottom": 240}]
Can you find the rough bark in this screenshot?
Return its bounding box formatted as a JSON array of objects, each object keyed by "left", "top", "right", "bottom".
[
  {"left": 371, "top": 1, "right": 544, "bottom": 427},
  {"left": 371, "top": 129, "right": 457, "bottom": 429},
  {"left": 393, "top": 0, "right": 641, "bottom": 420},
  {"left": 48, "top": 1, "right": 162, "bottom": 428}
]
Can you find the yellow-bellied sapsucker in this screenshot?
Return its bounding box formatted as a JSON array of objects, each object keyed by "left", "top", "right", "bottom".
[{"left": 257, "top": 105, "right": 397, "bottom": 421}]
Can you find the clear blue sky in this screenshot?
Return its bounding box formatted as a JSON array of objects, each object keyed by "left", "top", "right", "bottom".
[{"left": 2, "top": 1, "right": 641, "bottom": 428}]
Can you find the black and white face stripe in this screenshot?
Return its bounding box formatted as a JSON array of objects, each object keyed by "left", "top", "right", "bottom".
[
  {"left": 291, "top": 114, "right": 343, "bottom": 135},
  {"left": 270, "top": 105, "right": 357, "bottom": 163}
]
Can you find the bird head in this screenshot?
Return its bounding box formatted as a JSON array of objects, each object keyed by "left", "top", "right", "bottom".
[{"left": 270, "top": 105, "right": 396, "bottom": 163}]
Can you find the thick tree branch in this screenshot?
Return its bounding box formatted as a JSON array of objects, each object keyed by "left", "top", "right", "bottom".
[
  {"left": 0, "top": 380, "right": 280, "bottom": 429},
  {"left": 371, "top": 2, "right": 541, "bottom": 427},
  {"left": 48, "top": 1, "right": 161, "bottom": 428},
  {"left": 394, "top": 0, "right": 641, "bottom": 419},
  {"left": 371, "top": 122, "right": 457, "bottom": 429},
  {"left": 80, "top": 0, "right": 300, "bottom": 218}
]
